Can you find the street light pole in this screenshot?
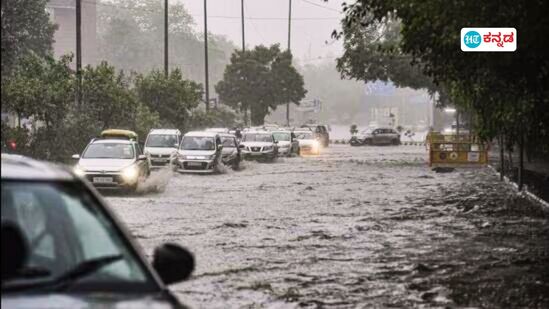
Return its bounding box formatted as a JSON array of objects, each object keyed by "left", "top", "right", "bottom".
[
  {"left": 204, "top": 0, "right": 210, "bottom": 112},
  {"left": 286, "top": 0, "right": 292, "bottom": 126},
  {"left": 164, "top": 0, "right": 168, "bottom": 77},
  {"left": 241, "top": 0, "right": 245, "bottom": 51},
  {"left": 75, "top": 0, "right": 82, "bottom": 105}
]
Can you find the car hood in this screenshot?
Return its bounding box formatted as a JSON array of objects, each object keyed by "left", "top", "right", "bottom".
[
  {"left": 145, "top": 147, "right": 177, "bottom": 156},
  {"left": 277, "top": 141, "right": 291, "bottom": 147},
  {"left": 78, "top": 159, "right": 135, "bottom": 172},
  {"left": 240, "top": 142, "right": 273, "bottom": 147},
  {"left": 1, "top": 293, "right": 180, "bottom": 309},
  {"left": 177, "top": 150, "right": 216, "bottom": 156}
]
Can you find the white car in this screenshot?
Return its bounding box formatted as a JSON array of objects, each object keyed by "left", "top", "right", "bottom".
[
  {"left": 294, "top": 130, "right": 321, "bottom": 155},
  {"left": 144, "top": 129, "right": 181, "bottom": 168},
  {"left": 272, "top": 130, "right": 299, "bottom": 157},
  {"left": 174, "top": 131, "right": 223, "bottom": 173},
  {"left": 73, "top": 136, "right": 150, "bottom": 192},
  {"left": 240, "top": 131, "right": 278, "bottom": 162}
]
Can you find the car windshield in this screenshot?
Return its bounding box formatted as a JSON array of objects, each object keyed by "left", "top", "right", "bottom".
[
  {"left": 220, "top": 137, "right": 235, "bottom": 147},
  {"left": 295, "top": 132, "right": 313, "bottom": 140},
  {"left": 181, "top": 136, "right": 215, "bottom": 150},
  {"left": 145, "top": 134, "right": 178, "bottom": 148},
  {"left": 1, "top": 181, "right": 155, "bottom": 292},
  {"left": 273, "top": 132, "right": 291, "bottom": 142},
  {"left": 242, "top": 134, "right": 273, "bottom": 142},
  {"left": 83, "top": 143, "right": 134, "bottom": 159}
]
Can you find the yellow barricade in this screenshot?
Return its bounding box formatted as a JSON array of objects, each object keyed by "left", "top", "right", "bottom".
[{"left": 427, "top": 132, "right": 489, "bottom": 167}]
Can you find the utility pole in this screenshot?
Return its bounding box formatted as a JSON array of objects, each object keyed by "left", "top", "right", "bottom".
[
  {"left": 241, "top": 0, "right": 247, "bottom": 125},
  {"left": 204, "top": 0, "right": 210, "bottom": 112},
  {"left": 76, "top": 0, "right": 82, "bottom": 105},
  {"left": 241, "top": 0, "right": 245, "bottom": 51},
  {"left": 164, "top": 0, "right": 168, "bottom": 77},
  {"left": 286, "top": 0, "right": 292, "bottom": 126}
]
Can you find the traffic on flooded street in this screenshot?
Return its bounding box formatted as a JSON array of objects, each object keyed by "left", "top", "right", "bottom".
[
  {"left": 2, "top": 0, "right": 549, "bottom": 308},
  {"left": 106, "top": 144, "right": 548, "bottom": 308}
]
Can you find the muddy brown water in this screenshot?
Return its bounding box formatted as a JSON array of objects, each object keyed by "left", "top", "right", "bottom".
[{"left": 106, "top": 145, "right": 549, "bottom": 308}]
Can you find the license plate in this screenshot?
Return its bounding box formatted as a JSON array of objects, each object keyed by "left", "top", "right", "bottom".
[
  {"left": 93, "top": 177, "right": 113, "bottom": 183},
  {"left": 152, "top": 158, "right": 167, "bottom": 162},
  {"left": 187, "top": 161, "right": 202, "bottom": 166}
]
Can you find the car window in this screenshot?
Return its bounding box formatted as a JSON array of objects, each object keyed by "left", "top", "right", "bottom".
[
  {"left": 272, "top": 132, "right": 291, "bottom": 142},
  {"left": 1, "top": 181, "right": 155, "bottom": 292},
  {"left": 242, "top": 134, "right": 273, "bottom": 142},
  {"left": 221, "top": 137, "right": 236, "bottom": 147},
  {"left": 145, "top": 134, "right": 179, "bottom": 148},
  {"left": 181, "top": 136, "right": 216, "bottom": 150},
  {"left": 83, "top": 143, "right": 135, "bottom": 159}
]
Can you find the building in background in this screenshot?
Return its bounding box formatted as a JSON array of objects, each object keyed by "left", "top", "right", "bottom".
[{"left": 46, "top": 0, "right": 97, "bottom": 66}]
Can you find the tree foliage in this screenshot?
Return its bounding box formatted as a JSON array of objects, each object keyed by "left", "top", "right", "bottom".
[
  {"left": 336, "top": 0, "right": 549, "bottom": 152},
  {"left": 1, "top": 0, "right": 56, "bottom": 75},
  {"left": 135, "top": 69, "right": 202, "bottom": 129},
  {"left": 216, "top": 45, "right": 307, "bottom": 126}
]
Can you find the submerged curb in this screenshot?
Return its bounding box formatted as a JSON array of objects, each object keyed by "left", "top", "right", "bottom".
[{"left": 488, "top": 164, "right": 549, "bottom": 215}]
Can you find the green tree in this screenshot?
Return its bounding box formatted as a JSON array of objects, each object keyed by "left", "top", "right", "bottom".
[
  {"left": 1, "top": 0, "right": 57, "bottom": 75},
  {"left": 79, "top": 62, "right": 137, "bottom": 131},
  {"left": 135, "top": 69, "right": 202, "bottom": 129},
  {"left": 337, "top": 0, "right": 549, "bottom": 149},
  {"left": 216, "top": 45, "right": 307, "bottom": 126}
]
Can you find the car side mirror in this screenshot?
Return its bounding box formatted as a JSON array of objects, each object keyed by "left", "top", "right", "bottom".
[
  {"left": 239, "top": 144, "right": 245, "bottom": 149},
  {"left": 152, "top": 243, "right": 194, "bottom": 285},
  {"left": 138, "top": 154, "right": 147, "bottom": 161},
  {"left": 274, "top": 140, "right": 278, "bottom": 144},
  {"left": 217, "top": 144, "right": 223, "bottom": 150},
  {"left": 173, "top": 143, "right": 179, "bottom": 148},
  {"left": 72, "top": 154, "right": 80, "bottom": 160}
]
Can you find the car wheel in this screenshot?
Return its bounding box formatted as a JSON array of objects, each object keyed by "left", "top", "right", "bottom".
[{"left": 392, "top": 139, "right": 400, "bottom": 145}]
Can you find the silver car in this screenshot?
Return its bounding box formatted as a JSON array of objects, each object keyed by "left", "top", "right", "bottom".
[
  {"left": 73, "top": 139, "right": 150, "bottom": 192},
  {"left": 353, "top": 128, "right": 401, "bottom": 146},
  {"left": 272, "top": 131, "right": 299, "bottom": 157},
  {"left": 219, "top": 134, "right": 241, "bottom": 169},
  {"left": 174, "top": 131, "right": 223, "bottom": 173},
  {"left": 1, "top": 154, "right": 194, "bottom": 308},
  {"left": 240, "top": 131, "right": 278, "bottom": 162}
]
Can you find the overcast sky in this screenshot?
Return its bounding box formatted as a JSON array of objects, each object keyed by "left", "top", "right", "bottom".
[{"left": 179, "top": 0, "right": 346, "bottom": 63}]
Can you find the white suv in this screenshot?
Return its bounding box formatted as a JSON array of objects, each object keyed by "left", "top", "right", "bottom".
[
  {"left": 240, "top": 131, "right": 278, "bottom": 162},
  {"left": 144, "top": 129, "right": 182, "bottom": 168}
]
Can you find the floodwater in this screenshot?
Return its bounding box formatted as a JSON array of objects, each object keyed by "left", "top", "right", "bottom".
[{"left": 106, "top": 145, "right": 549, "bottom": 308}]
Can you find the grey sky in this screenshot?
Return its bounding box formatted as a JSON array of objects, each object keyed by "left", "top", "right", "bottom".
[{"left": 179, "top": 0, "right": 346, "bottom": 62}]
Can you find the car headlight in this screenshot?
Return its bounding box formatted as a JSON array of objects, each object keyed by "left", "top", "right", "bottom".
[
  {"left": 73, "top": 165, "right": 86, "bottom": 177},
  {"left": 121, "top": 165, "right": 139, "bottom": 182},
  {"left": 263, "top": 146, "right": 273, "bottom": 151}
]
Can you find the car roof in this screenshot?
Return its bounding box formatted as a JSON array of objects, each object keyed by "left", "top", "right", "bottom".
[
  {"left": 205, "top": 128, "right": 229, "bottom": 133},
  {"left": 218, "top": 133, "right": 236, "bottom": 138},
  {"left": 149, "top": 129, "right": 181, "bottom": 135},
  {"left": 184, "top": 131, "right": 219, "bottom": 137},
  {"left": 91, "top": 138, "right": 133, "bottom": 144},
  {"left": 243, "top": 131, "right": 272, "bottom": 134},
  {"left": 1, "top": 154, "right": 75, "bottom": 181}
]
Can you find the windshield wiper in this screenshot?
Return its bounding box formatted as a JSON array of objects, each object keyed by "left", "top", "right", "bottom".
[{"left": 2, "top": 254, "right": 123, "bottom": 293}]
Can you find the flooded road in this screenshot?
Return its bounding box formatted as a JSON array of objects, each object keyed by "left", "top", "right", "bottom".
[{"left": 107, "top": 145, "right": 548, "bottom": 308}]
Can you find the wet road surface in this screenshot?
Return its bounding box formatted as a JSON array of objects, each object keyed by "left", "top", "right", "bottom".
[{"left": 107, "top": 145, "right": 549, "bottom": 308}]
